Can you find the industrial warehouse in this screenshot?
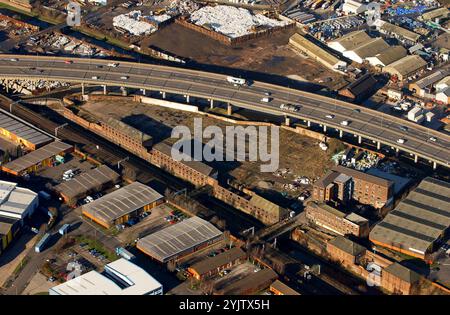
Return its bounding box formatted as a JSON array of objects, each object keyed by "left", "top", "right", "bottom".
[
  {"left": 0, "top": 180, "right": 38, "bottom": 255},
  {"left": 1, "top": 141, "right": 73, "bottom": 176},
  {"left": 0, "top": 109, "right": 52, "bottom": 150},
  {"left": 49, "top": 258, "right": 163, "bottom": 295},
  {"left": 137, "top": 216, "right": 223, "bottom": 263},
  {"left": 188, "top": 247, "right": 247, "bottom": 280},
  {"left": 82, "top": 181, "right": 164, "bottom": 229},
  {"left": 369, "top": 177, "right": 450, "bottom": 261},
  {"left": 54, "top": 165, "right": 120, "bottom": 204}
]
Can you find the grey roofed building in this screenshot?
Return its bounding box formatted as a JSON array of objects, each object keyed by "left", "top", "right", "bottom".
[
  {"left": 366, "top": 46, "right": 407, "bottom": 67},
  {"left": 328, "top": 236, "right": 366, "bottom": 256},
  {"left": 421, "top": 7, "right": 449, "bottom": 21},
  {"left": 332, "top": 165, "right": 393, "bottom": 188},
  {"left": 376, "top": 20, "right": 421, "bottom": 42},
  {"left": 189, "top": 247, "right": 246, "bottom": 276},
  {"left": 137, "top": 216, "right": 223, "bottom": 262},
  {"left": 327, "top": 30, "right": 372, "bottom": 53},
  {"left": 54, "top": 165, "right": 120, "bottom": 201},
  {"left": 82, "top": 182, "right": 163, "bottom": 225},
  {"left": 383, "top": 262, "right": 421, "bottom": 284},
  {"left": 383, "top": 55, "right": 427, "bottom": 81},
  {"left": 410, "top": 69, "right": 449, "bottom": 90},
  {"left": 152, "top": 142, "right": 215, "bottom": 177},
  {"left": 0, "top": 110, "right": 52, "bottom": 148},
  {"left": 338, "top": 73, "right": 378, "bottom": 101},
  {"left": 217, "top": 268, "right": 278, "bottom": 295},
  {"left": 1, "top": 141, "right": 73, "bottom": 175},
  {"left": 343, "top": 37, "right": 390, "bottom": 63},
  {"left": 369, "top": 177, "right": 450, "bottom": 259}
]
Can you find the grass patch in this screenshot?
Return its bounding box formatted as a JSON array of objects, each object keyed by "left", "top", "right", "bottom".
[
  {"left": 0, "top": 3, "right": 37, "bottom": 17},
  {"left": 14, "top": 256, "right": 30, "bottom": 275},
  {"left": 75, "top": 235, "right": 118, "bottom": 261},
  {"left": 74, "top": 26, "right": 132, "bottom": 51}
]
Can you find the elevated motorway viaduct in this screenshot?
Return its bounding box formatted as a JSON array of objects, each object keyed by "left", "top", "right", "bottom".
[{"left": 0, "top": 54, "right": 449, "bottom": 169}]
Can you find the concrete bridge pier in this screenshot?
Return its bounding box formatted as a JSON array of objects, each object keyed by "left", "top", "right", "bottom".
[
  {"left": 323, "top": 125, "right": 327, "bottom": 132},
  {"left": 285, "top": 116, "right": 290, "bottom": 127},
  {"left": 433, "top": 161, "right": 437, "bottom": 170},
  {"left": 103, "top": 85, "right": 107, "bottom": 95},
  {"left": 414, "top": 154, "right": 418, "bottom": 163},
  {"left": 209, "top": 99, "right": 214, "bottom": 109},
  {"left": 5, "top": 79, "right": 8, "bottom": 93},
  {"left": 358, "top": 135, "right": 362, "bottom": 144},
  {"left": 377, "top": 141, "right": 381, "bottom": 150},
  {"left": 185, "top": 95, "right": 190, "bottom": 103},
  {"left": 81, "top": 83, "right": 85, "bottom": 96},
  {"left": 142, "top": 88, "right": 146, "bottom": 96},
  {"left": 161, "top": 91, "right": 166, "bottom": 99},
  {"left": 339, "top": 130, "right": 343, "bottom": 138},
  {"left": 227, "top": 103, "right": 232, "bottom": 116},
  {"left": 307, "top": 120, "right": 311, "bottom": 127}
]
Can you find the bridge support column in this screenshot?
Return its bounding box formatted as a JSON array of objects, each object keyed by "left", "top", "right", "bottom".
[
  {"left": 209, "top": 99, "right": 214, "bottom": 109},
  {"left": 285, "top": 116, "right": 290, "bottom": 127},
  {"left": 339, "top": 130, "right": 343, "bottom": 138},
  {"left": 5, "top": 79, "right": 8, "bottom": 93},
  {"left": 161, "top": 91, "right": 166, "bottom": 99},
  {"left": 81, "top": 83, "right": 85, "bottom": 96},
  {"left": 103, "top": 85, "right": 107, "bottom": 95},
  {"left": 358, "top": 135, "right": 362, "bottom": 144},
  {"left": 377, "top": 141, "right": 381, "bottom": 150},
  {"left": 227, "top": 103, "right": 232, "bottom": 116},
  {"left": 307, "top": 120, "right": 311, "bottom": 127},
  {"left": 142, "top": 89, "right": 146, "bottom": 96},
  {"left": 186, "top": 95, "right": 190, "bottom": 103},
  {"left": 433, "top": 161, "right": 437, "bottom": 170},
  {"left": 323, "top": 125, "right": 327, "bottom": 132}
]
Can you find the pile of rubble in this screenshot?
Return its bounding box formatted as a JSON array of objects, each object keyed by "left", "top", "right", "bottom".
[
  {"left": 1, "top": 79, "right": 70, "bottom": 95},
  {"left": 113, "top": 10, "right": 157, "bottom": 36},
  {"left": 189, "top": 5, "right": 289, "bottom": 38},
  {"left": 167, "top": 0, "right": 201, "bottom": 15}
]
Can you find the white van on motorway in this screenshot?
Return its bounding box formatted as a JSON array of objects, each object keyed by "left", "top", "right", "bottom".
[
  {"left": 397, "top": 138, "right": 406, "bottom": 144},
  {"left": 92, "top": 76, "right": 99, "bottom": 80},
  {"left": 340, "top": 120, "right": 349, "bottom": 126},
  {"left": 107, "top": 63, "right": 119, "bottom": 67},
  {"left": 120, "top": 76, "right": 129, "bottom": 80},
  {"left": 261, "top": 97, "right": 271, "bottom": 103}
]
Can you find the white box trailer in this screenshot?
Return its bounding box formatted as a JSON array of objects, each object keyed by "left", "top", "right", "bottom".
[{"left": 226, "top": 76, "right": 246, "bottom": 86}]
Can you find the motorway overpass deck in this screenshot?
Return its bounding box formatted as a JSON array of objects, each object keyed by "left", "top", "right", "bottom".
[{"left": 0, "top": 54, "right": 449, "bottom": 168}]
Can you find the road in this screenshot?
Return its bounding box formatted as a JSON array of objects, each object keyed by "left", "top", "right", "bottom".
[{"left": 0, "top": 55, "right": 448, "bottom": 169}]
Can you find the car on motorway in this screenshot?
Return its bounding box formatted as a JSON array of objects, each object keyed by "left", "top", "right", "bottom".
[
  {"left": 353, "top": 108, "right": 360, "bottom": 113},
  {"left": 120, "top": 76, "right": 129, "bottom": 80},
  {"left": 264, "top": 92, "right": 271, "bottom": 96},
  {"left": 429, "top": 136, "right": 437, "bottom": 142},
  {"left": 397, "top": 138, "right": 406, "bottom": 144},
  {"left": 340, "top": 120, "right": 349, "bottom": 126},
  {"left": 325, "top": 114, "right": 335, "bottom": 119},
  {"left": 10, "top": 58, "right": 18, "bottom": 62},
  {"left": 108, "top": 63, "right": 119, "bottom": 67},
  {"left": 261, "top": 97, "right": 271, "bottom": 103},
  {"left": 96, "top": 65, "right": 103, "bottom": 68},
  {"left": 91, "top": 76, "right": 99, "bottom": 80},
  {"left": 64, "top": 60, "right": 73, "bottom": 64},
  {"left": 400, "top": 126, "right": 408, "bottom": 132}
]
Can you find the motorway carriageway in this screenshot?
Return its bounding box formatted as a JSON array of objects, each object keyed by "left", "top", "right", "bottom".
[{"left": 0, "top": 55, "right": 449, "bottom": 168}]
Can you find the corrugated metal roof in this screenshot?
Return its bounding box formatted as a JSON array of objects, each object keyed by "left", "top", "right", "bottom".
[
  {"left": 369, "top": 177, "right": 450, "bottom": 255},
  {"left": 82, "top": 182, "right": 163, "bottom": 224},
  {"left": 0, "top": 110, "right": 52, "bottom": 147},
  {"left": 137, "top": 216, "right": 223, "bottom": 262},
  {"left": 2, "top": 141, "right": 73, "bottom": 174}
]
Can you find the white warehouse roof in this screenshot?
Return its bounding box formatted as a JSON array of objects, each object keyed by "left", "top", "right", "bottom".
[
  {"left": 49, "top": 258, "right": 162, "bottom": 295},
  {"left": 0, "top": 180, "right": 38, "bottom": 219}
]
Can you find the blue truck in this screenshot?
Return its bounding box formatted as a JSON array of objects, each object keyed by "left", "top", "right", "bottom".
[
  {"left": 35, "top": 233, "right": 52, "bottom": 253},
  {"left": 115, "top": 247, "right": 136, "bottom": 261},
  {"left": 58, "top": 224, "right": 71, "bottom": 236}
]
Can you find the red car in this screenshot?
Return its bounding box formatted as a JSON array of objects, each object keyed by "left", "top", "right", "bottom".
[{"left": 64, "top": 60, "right": 73, "bottom": 64}]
